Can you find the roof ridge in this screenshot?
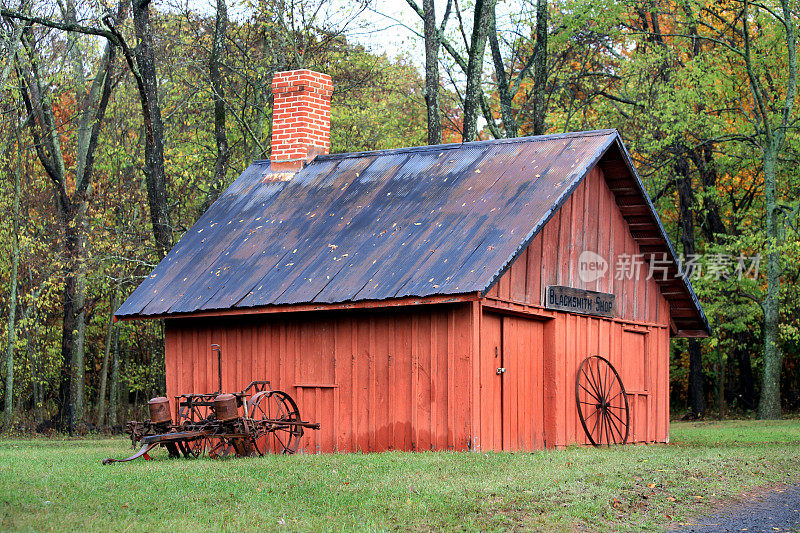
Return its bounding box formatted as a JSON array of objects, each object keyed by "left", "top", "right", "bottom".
[{"left": 250, "top": 129, "right": 618, "bottom": 164}]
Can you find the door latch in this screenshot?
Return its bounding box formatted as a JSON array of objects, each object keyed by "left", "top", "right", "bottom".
[{"left": 496, "top": 367, "right": 506, "bottom": 375}]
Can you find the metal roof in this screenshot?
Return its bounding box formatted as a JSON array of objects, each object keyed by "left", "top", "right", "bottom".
[{"left": 115, "top": 129, "right": 709, "bottom": 335}]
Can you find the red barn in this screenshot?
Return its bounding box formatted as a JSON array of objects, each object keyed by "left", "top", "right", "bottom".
[{"left": 116, "top": 69, "right": 708, "bottom": 453}]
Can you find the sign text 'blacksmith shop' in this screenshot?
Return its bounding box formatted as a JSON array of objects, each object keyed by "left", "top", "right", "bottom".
[{"left": 544, "top": 286, "right": 616, "bottom": 318}]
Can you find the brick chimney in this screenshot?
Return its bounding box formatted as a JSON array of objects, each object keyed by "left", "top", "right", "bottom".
[{"left": 270, "top": 69, "right": 333, "bottom": 171}]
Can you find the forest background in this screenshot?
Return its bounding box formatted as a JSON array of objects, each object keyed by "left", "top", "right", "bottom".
[{"left": 0, "top": 0, "right": 798, "bottom": 430}]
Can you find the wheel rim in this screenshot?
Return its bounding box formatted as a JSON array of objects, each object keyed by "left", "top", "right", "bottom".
[
  {"left": 575, "top": 355, "right": 630, "bottom": 447},
  {"left": 249, "top": 390, "right": 304, "bottom": 454}
]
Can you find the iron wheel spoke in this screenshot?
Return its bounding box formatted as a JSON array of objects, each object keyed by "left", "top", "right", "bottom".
[
  {"left": 576, "top": 356, "right": 630, "bottom": 448},
  {"left": 579, "top": 384, "right": 601, "bottom": 402}
]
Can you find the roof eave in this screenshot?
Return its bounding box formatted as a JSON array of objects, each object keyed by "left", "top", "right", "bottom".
[
  {"left": 609, "top": 134, "right": 711, "bottom": 336},
  {"left": 114, "top": 292, "right": 482, "bottom": 322},
  {"left": 479, "top": 130, "right": 710, "bottom": 336}
]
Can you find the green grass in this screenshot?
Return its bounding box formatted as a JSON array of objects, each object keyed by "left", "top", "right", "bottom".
[{"left": 1, "top": 420, "right": 799, "bottom": 532}]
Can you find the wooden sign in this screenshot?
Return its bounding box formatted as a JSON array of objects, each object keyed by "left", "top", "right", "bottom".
[{"left": 544, "top": 286, "right": 615, "bottom": 318}]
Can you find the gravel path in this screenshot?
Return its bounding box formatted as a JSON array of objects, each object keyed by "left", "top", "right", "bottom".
[{"left": 674, "top": 484, "right": 800, "bottom": 532}]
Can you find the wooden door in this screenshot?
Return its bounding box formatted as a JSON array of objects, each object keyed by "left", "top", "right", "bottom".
[
  {"left": 622, "top": 329, "right": 649, "bottom": 443},
  {"left": 501, "top": 315, "right": 544, "bottom": 450},
  {"left": 481, "top": 313, "right": 503, "bottom": 451},
  {"left": 481, "top": 312, "right": 545, "bottom": 451}
]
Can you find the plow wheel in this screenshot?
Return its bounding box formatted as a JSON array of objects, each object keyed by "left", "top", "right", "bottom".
[
  {"left": 182, "top": 437, "right": 206, "bottom": 458},
  {"left": 208, "top": 437, "right": 234, "bottom": 458},
  {"left": 249, "top": 390, "right": 304, "bottom": 454},
  {"left": 575, "top": 355, "right": 630, "bottom": 447}
]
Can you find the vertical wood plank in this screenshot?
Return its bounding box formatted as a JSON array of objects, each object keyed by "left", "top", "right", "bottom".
[
  {"left": 164, "top": 324, "right": 177, "bottom": 404},
  {"left": 480, "top": 312, "right": 501, "bottom": 451},
  {"left": 559, "top": 188, "right": 573, "bottom": 287},
  {"left": 387, "top": 314, "right": 396, "bottom": 449},
  {"left": 368, "top": 316, "right": 377, "bottom": 450},
  {"left": 528, "top": 233, "right": 542, "bottom": 305},
  {"left": 470, "top": 301, "right": 481, "bottom": 451},
  {"left": 447, "top": 308, "right": 456, "bottom": 449},
  {"left": 571, "top": 179, "right": 585, "bottom": 289},
  {"left": 357, "top": 318, "right": 370, "bottom": 451},
  {"left": 510, "top": 249, "right": 528, "bottom": 302},
  {"left": 396, "top": 313, "right": 413, "bottom": 450},
  {"left": 334, "top": 317, "right": 351, "bottom": 451},
  {"left": 429, "top": 311, "right": 437, "bottom": 450},
  {"left": 597, "top": 173, "right": 612, "bottom": 294},
  {"left": 411, "top": 313, "right": 419, "bottom": 450},
  {"left": 436, "top": 309, "right": 449, "bottom": 449},
  {"left": 450, "top": 305, "right": 470, "bottom": 450},
  {"left": 542, "top": 316, "right": 563, "bottom": 447}
]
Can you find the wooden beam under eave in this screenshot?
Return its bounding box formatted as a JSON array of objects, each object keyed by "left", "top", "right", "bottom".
[
  {"left": 634, "top": 238, "right": 667, "bottom": 247},
  {"left": 670, "top": 308, "right": 701, "bottom": 318},
  {"left": 599, "top": 160, "right": 629, "bottom": 177},
  {"left": 115, "top": 292, "right": 482, "bottom": 321},
  {"left": 660, "top": 290, "right": 685, "bottom": 298},
  {"left": 675, "top": 329, "right": 711, "bottom": 338},
  {"left": 627, "top": 222, "right": 658, "bottom": 231},
  {"left": 618, "top": 205, "right": 651, "bottom": 217},
  {"left": 616, "top": 195, "right": 647, "bottom": 207},
  {"left": 638, "top": 245, "right": 669, "bottom": 253}
]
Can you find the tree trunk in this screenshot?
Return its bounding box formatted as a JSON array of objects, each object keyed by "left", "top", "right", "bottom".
[
  {"left": 715, "top": 339, "right": 725, "bottom": 416},
  {"left": 71, "top": 202, "right": 88, "bottom": 422},
  {"left": 733, "top": 330, "right": 756, "bottom": 409},
  {"left": 677, "top": 163, "right": 704, "bottom": 417},
  {"left": 696, "top": 144, "right": 727, "bottom": 241},
  {"left": 205, "top": 0, "right": 229, "bottom": 210},
  {"left": 108, "top": 322, "right": 121, "bottom": 427},
  {"left": 56, "top": 201, "right": 88, "bottom": 424},
  {"left": 488, "top": 23, "right": 516, "bottom": 137},
  {"left": 687, "top": 340, "right": 704, "bottom": 416},
  {"left": 461, "top": 0, "right": 497, "bottom": 141},
  {"left": 96, "top": 292, "right": 117, "bottom": 426},
  {"left": 3, "top": 163, "right": 21, "bottom": 427},
  {"left": 422, "top": 0, "right": 442, "bottom": 144},
  {"left": 56, "top": 201, "right": 75, "bottom": 424},
  {"left": 29, "top": 326, "right": 43, "bottom": 424},
  {"left": 532, "top": 0, "right": 547, "bottom": 135},
  {"left": 759, "top": 148, "right": 782, "bottom": 418},
  {"left": 16, "top": 7, "right": 118, "bottom": 427},
  {"left": 28, "top": 337, "right": 42, "bottom": 424},
  {"left": 133, "top": 0, "right": 172, "bottom": 256}
]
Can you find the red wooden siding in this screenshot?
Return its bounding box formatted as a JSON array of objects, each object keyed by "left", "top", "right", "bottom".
[
  {"left": 542, "top": 317, "right": 669, "bottom": 446},
  {"left": 481, "top": 164, "right": 671, "bottom": 448},
  {"left": 486, "top": 166, "right": 670, "bottom": 326},
  {"left": 165, "top": 304, "right": 475, "bottom": 453}
]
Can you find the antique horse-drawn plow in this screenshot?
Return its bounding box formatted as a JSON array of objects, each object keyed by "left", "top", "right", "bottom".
[{"left": 103, "top": 345, "right": 319, "bottom": 464}]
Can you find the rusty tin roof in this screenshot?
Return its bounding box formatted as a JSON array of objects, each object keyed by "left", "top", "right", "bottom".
[{"left": 115, "top": 129, "right": 708, "bottom": 335}]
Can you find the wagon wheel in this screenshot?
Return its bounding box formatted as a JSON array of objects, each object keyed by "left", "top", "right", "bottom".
[
  {"left": 248, "top": 390, "right": 304, "bottom": 455},
  {"left": 575, "top": 355, "right": 630, "bottom": 447}
]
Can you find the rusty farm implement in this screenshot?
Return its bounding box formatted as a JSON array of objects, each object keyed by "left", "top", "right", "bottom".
[{"left": 103, "top": 345, "right": 319, "bottom": 464}]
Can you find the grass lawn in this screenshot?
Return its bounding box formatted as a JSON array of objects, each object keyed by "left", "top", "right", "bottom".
[{"left": 1, "top": 420, "right": 798, "bottom": 532}]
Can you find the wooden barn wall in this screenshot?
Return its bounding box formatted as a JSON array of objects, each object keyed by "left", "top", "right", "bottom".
[
  {"left": 479, "top": 164, "right": 672, "bottom": 449},
  {"left": 485, "top": 165, "right": 671, "bottom": 326},
  {"left": 164, "top": 303, "right": 475, "bottom": 453},
  {"left": 473, "top": 311, "right": 669, "bottom": 450},
  {"left": 541, "top": 316, "right": 670, "bottom": 447}
]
